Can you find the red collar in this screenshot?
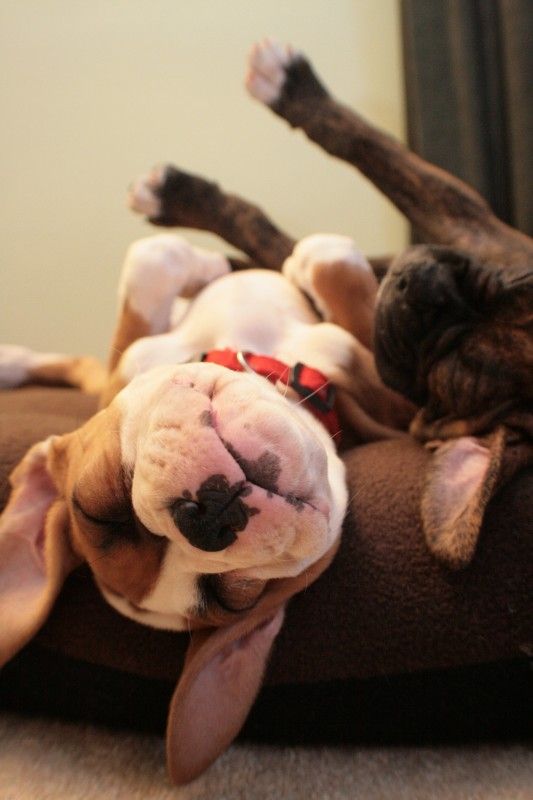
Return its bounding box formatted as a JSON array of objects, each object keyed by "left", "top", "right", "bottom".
[{"left": 201, "top": 349, "right": 341, "bottom": 442}]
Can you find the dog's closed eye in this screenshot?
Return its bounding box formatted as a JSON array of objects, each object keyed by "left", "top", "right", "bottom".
[
  {"left": 72, "top": 494, "right": 130, "bottom": 526},
  {"left": 72, "top": 494, "right": 138, "bottom": 550}
]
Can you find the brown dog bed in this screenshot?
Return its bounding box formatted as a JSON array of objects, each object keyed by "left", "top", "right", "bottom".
[{"left": 1, "top": 386, "right": 531, "bottom": 742}]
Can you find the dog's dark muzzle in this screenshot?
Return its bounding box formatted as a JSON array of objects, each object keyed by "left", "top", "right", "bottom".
[{"left": 374, "top": 246, "right": 476, "bottom": 405}]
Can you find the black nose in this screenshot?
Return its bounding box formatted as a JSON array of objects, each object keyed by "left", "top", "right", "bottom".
[
  {"left": 170, "top": 474, "right": 256, "bottom": 552},
  {"left": 389, "top": 245, "right": 474, "bottom": 314},
  {"left": 394, "top": 262, "right": 454, "bottom": 310}
]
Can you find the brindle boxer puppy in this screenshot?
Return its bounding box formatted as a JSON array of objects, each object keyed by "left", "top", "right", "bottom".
[{"left": 130, "top": 39, "right": 532, "bottom": 571}]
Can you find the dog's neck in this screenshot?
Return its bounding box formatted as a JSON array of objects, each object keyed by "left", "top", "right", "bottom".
[{"left": 200, "top": 348, "right": 341, "bottom": 439}]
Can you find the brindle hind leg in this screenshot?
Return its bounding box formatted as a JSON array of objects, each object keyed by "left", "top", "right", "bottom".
[{"left": 246, "top": 38, "right": 533, "bottom": 267}]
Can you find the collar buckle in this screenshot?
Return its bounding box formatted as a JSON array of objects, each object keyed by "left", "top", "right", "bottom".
[{"left": 289, "top": 362, "right": 337, "bottom": 413}]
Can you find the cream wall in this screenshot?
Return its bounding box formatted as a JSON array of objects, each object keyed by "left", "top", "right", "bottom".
[{"left": 0, "top": 0, "right": 407, "bottom": 359}]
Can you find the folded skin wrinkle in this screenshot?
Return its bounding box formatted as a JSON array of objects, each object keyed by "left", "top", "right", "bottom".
[{"left": 222, "top": 443, "right": 281, "bottom": 496}]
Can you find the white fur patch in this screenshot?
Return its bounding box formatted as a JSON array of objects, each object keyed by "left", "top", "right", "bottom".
[
  {"left": 117, "top": 234, "right": 230, "bottom": 332},
  {"left": 0, "top": 346, "right": 67, "bottom": 388},
  {"left": 100, "top": 545, "right": 200, "bottom": 631},
  {"left": 282, "top": 234, "right": 372, "bottom": 319},
  {"left": 169, "top": 296, "right": 191, "bottom": 329},
  {"left": 117, "top": 334, "right": 195, "bottom": 385},
  {"left": 245, "top": 38, "right": 296, "bottom": 105}
]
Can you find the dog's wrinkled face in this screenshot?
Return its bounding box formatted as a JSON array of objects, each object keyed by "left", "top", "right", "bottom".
[
  {"left": 375, "top": 245, "right": 533, "bottom": 434},
  {"left": 53, "top": 362, "right": 345, "bottom": 630}
]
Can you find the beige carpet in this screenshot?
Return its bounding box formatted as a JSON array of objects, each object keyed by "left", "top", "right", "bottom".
[{"left": 1, "top": 712, "right": 532, "bottom": 800}]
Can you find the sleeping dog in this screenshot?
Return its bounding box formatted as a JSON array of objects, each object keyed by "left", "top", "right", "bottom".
[
  {"left": 1, "top": 38, "right": 532, "bottom": 785},
  {"left": 0, "top": 181, "right": 411, "bottom": 784}
]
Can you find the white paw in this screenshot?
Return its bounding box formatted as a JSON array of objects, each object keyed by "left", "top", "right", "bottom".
[
  {"left": 0, "top": 345, "right": 37, "bottom": 387},
  {"left": 0, "top": 346, "right": 71, "bottom": 388},
  {"left": 282, "top": 234, "right": 372, "bottom": 318},
  {"left": 119, "top": 235, "right": 230, "bottom": 329},
  {"left": 127, "top": 164, "right": 168, "bottom": 217},
  {"left": 245, "top": 38, "right": 296, "bottom": 105}
]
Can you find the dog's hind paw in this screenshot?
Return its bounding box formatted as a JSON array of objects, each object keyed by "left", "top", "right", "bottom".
[
  {"left": 127, "top": 164, "right": 168, "bottom": 219},
  {"left": 283, "top": 234, "right": 372, "bottom": 313},
  {"left": 0, "top": 345, "right": 51, "bottom": 388},
  {"left": 245, "top": 38, "right": 297, "bottom": 105},
  {"left": 0, "top": 345, "right": 34, "bottom": 387}
]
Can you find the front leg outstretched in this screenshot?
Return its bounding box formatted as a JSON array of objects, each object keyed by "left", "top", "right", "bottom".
[{"left": 128, "top": 164, "right": 295, "bottom": 270}]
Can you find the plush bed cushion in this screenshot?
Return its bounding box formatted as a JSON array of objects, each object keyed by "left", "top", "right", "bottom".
[{"left": 1, "top": 387, "right": 531, "bottom": 738}]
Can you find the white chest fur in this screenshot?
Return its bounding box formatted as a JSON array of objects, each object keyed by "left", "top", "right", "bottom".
[{"left": 119, "top": 269, "right": 353, "bottom": 384}]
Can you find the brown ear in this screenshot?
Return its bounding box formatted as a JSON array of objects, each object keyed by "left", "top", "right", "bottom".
[
  {"left": 0, "top": 437, "right": 79, "bottom": 666},
  {"left": 166, "top": 539, "right": 340, "bottom": 785},
  {"left": 166, "top": 606, "right": 285, "bottom": 785},
  {"left": 421, "top": 428, "right": 508, "bottom": 569}
]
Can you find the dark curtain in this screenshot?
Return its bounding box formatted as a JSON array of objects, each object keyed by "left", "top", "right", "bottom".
[{"left": 401, "top": 0, "right": 532, "bottom": 236}]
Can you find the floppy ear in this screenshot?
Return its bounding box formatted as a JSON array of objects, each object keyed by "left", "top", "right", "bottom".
[
  {"left": 166, "top": 606, "right": 285, "bottom": 785},
  {"left": 0, "top": 437, "right": 79, "bottom": 666},
  {"left": 166, "top": 539, "right": 340, "bottom": 785},
  {"left": 421, "top": 428, "right": 507, "bottom": 569}
]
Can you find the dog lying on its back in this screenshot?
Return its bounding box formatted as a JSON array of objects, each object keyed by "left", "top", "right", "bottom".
[
  {"left": 1, "top": 39, "right": 532, "bottom": 785},
  {"left": 0, "top": 159, "right": 411, "bottom": 787}
]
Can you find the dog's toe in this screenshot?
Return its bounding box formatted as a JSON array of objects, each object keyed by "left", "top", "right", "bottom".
[
  {"left": 127, "top": 164, "right": 169, "bottom": 218},
  {"left": 245, "top": 38, "right": 296, "bottom": 105}
]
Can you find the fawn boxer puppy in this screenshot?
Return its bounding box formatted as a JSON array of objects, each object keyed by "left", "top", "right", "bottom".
[{"left": 0, "top": 227, "right": 411, "bottom": 783}]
